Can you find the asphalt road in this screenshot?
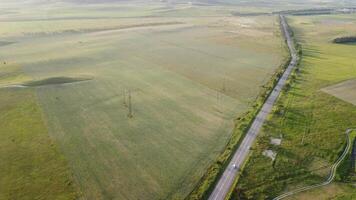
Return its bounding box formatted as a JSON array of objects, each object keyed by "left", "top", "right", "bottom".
[{"left": 208, "top": 15, "right": 298, "bottom": 200}]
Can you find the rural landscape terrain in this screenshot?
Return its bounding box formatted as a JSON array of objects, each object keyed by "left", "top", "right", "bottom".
[{"left": 0, "top": 0, "right": 355, "bottom": 200}]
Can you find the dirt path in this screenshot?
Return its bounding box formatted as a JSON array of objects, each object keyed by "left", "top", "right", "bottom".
[{"left": 273, "top": 128, "right": 355, "bottom": 200}]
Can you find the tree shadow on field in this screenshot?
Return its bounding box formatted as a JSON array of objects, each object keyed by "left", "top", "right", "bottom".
[
  {"left": 292, "top": 79, "right": 305, "bottom": 86},
  {"left": 284, "top": 107, "right": 306, "bottom": 119},
  {"left": 286, "top": 82, "right": 304, "bottom": 95},
  {"left": 303, "top": 46, "right": 324, "bottom": 59},
  {"left": 296, "top": 66, "right": 310, "bottom": 75}
]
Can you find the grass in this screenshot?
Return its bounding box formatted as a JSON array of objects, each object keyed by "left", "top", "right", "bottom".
[
  {"left": 0, "top": 6, "right": 286, "bottom": 200},
  {"left": 285, "top": 183, "right": 356, "bottom": 200},
  {"left": 234, "top": 14, "right": 356, "bottom": 199},
  {"left": 337, "top": 130, "right": 356, "bottom": 182},
  {"left": 0, "top": 64, "right": 79, "bottom": 200},
  {"left": 286, "top": 131, "right": 356, "bottom": 200},
  {"left": 0, "top": 64, "right": 30, "bottom": 86}
]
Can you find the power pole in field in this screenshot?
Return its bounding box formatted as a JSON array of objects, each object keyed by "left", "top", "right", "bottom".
[
  {"left": 216, "top": 91, "right": 220, "bottom": 111},
  {"left": 123, "top": 89, "right": 127, "bottom": 107},
  {"left": 222, "top": 77, "right": 226, "bottom": 92},
  {"left": 127, "top": 89, "right": 133, "bottom": 118}
]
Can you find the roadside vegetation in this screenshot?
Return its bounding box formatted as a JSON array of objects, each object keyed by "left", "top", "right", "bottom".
[
  {"left": 337, "top": 130, "right": 356, "bottom": 184},
  {"left": 187, "top": 16, "right": 292, "bottom": 200},
  {"left": 234, "top": 14, "right": 356, "bottom": 199}
]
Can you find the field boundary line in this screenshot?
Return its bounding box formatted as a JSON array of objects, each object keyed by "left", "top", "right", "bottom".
[{"left": 273, "top": 128, "right": 356, "bottom": 200}]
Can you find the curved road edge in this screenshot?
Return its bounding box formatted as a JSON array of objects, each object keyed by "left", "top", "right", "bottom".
[
  {"left": 207, "top": 15, "right": 298, "bottom": 200},
  {"left": 273, "top": 128, "right": 356, "bottom": 200}
]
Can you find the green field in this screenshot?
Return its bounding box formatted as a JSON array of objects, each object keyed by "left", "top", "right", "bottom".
[
  {"left": 0, "top": 2, "right": 287, "bottom": 199},
  {"left": 235, "top": 14, "right": 356, "bottom": 199},
  {"left": 3, "top": 1, "right": 356, "bottom": 199},
  {"left": 0, "top": 64, "right": 79, "bottom": 200}
]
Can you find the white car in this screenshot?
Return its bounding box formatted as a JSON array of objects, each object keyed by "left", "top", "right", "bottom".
[{"left": 232, "top": 164, "right": 237, "bottom": 169}]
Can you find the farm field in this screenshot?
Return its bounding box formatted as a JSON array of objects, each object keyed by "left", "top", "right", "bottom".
[
  {"left": 0, "top": 63, "right": 79, "bottom": 200},
  {"left": 284, "top": 183, "right": 356, "bottom": 200},
  {"left": 322, "top": 79, "right": 356, "bottom": 106},
  {"left": 0, "top": 2, "right": 287, "bottom": 200},
  {"left": 235, "top": 14, "right": 356, "bottom": 199}
]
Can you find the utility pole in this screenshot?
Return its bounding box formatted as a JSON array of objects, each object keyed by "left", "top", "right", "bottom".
[
  {"left": 217, "top": 91, "right": 220, "bottom": 105},
  {"left": 216, "top": 91, "right": 221, "bottom": 112},
  {"left": 123, "top": 89, "right": 127, "bottom": 107},
  {"left": 127, "top": 89, "right": 133, "bottom": 118},
  {"left": 222, "top": 77, "right": 226, "bottom": 92}
]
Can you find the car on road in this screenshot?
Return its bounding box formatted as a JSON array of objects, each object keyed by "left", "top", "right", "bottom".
[{"left": 232, "top": 164, "right": 238, "bottom": 169}]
